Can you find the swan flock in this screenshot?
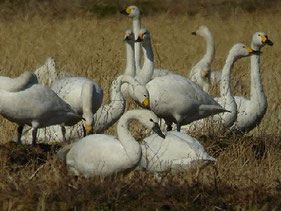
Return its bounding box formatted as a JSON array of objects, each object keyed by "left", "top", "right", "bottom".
[{"left": 0, "top": 5, "right": 273, "bottom": 177}]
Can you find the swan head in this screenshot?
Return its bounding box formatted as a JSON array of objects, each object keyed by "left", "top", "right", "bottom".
[
  {"left": 137, "top": 110, "right": 165, "bottom": 139},
  {"left": 120, "top": 5, "right": 140, "bottom": 18},
  {"left": 135, "top": 28, "right": 150, "bottom": 44},
  {"left": 192, "top": 25, "right": 212, "bottom": 38},
  {"left": 230, "top": 43, "right": 261, "bottom": 60},
  {"left": 252, "top": 32, "right": 273, "bottom": 48},
  {"left": 129, "top": 83, "right": 150, "bottom": 109},
  {"left": 123, "top": 29, "right": 134, "bottom": 43}
]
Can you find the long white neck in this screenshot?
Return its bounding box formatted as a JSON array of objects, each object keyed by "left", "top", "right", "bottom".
[
  {"left": 124, "top": 40, "right": 136, "bottom": 77},
  {"left": 81, "top": 82, "right": 95, "bottom": 126},
  {"left": 93, "top": 75, "right": 136, "bottom": 133},
  {"left": 133, "top": 17, "right": 142, "bottom": 73},
  {"left": 199, "top": 33, "right": 215, "bottom": 67},
  {"left": 135, "top": 41, "right": 154, "bottom": 85},
  {"left": 116, "top": 110, "right": 141, "bottom": 164},
  {"left": 250, "top": 43, "right": 267, "bottom": 113},
  {"left": 219, "top": 52, "right": 237, "bottom": 127}
]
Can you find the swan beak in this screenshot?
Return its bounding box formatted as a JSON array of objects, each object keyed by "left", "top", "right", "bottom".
[
  {"left": 86, "top": 125, "right": 93, "bottom": 134},
  {"left": 120, "top": 8, "right": 131, "bottom": 15},
  {"left": 142, "top": 96, "right": 150, "bottom": 108},
  {"left": 191, "top": 31, "right": 197, "bottom": 35},
  {"left": 261, "top": 35, "right": 274, "bottom": 46},
  {"left": 202, "top": 70, "right": 209, "bottom": 77},
  {"left": 152, "top": 123, "right": 165, "bottom": 139},
  {"left": 123, "top": 34, "right": 131, "bottom": 41},
  {"left": 246, "top": 47, "right": 261, "bottom": 55},
  {"left": 135, "top": 34, "right": 144, "bottom": 42}
]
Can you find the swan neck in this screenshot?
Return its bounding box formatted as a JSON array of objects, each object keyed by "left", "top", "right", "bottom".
[
  {"left": 250, "top": 43, "right": 266, "bottom": 105},
  {"left": 117, "top": 111, "right": 141, "bottom": 163},
  {"left": 133, "top": 18, "right": 142, "bottom": 72},
  {"left": 136, "top": 42, "right": 154, "bottom": 85},
  {"left": 124, "top": 41, "right": 136, "bottom": 77},
  {"left": 201, "top": 34, "right": 215, "bottom": 66},
  {"left": 220, "top": 54, "right": 234, "bottom": 97}
]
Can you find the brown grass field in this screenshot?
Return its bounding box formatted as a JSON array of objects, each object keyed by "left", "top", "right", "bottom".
[{"left": 0, "top": 0, "right": 280, "bottom": 210}]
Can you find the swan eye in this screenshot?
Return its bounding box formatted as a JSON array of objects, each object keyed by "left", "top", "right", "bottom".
[
  {"left": 144, "top": 94, "right": 147, "bottom": 97},
  {"left": 242, "top": 46, "right": 245, "bottom": 48},
  {"left": 150, "top": 119, "right": 153, "bottom": 122},
  {"left": 258, "top": 34, "right": 261, "bottom": 36}
]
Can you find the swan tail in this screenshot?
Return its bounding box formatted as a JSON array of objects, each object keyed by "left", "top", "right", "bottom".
[{"left": 56, "top": 143, "right": 74, "bottom": 162}]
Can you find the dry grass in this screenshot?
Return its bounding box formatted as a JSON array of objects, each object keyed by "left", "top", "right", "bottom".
[{"left": 0, "top": 1, "right": 280, "bottom": 210}]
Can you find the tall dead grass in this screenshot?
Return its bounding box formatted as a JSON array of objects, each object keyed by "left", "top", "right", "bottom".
[{"left": 0, "top": 3, "right": 280, "bottom": 210}]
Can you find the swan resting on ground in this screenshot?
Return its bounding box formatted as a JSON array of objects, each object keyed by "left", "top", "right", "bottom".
[
  {"left": 57, "top": 109, "right": 165, "bottom": 177},
  {"left": 0, "top": 83, "right": 82, "bottom": 145},
  {"left": 182, "top": 43, "right": 261, "bottom": 133},
  {"left": 140, "top": 130, "right": 216, "bottom": 173},
  {"left": 0, "top": 71, "right": 38, "bottom": 92},
  {"left": 229, "top": 32, "right": 273, "bottom": 134}
]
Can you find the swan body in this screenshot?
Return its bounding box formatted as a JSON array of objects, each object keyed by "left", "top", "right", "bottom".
[
  {"left": 0, "top": 71, "right": 38, "bottom": 92},
  {"left": 189, "top": 25, "right": 214, "bottom": 92},
  {"left": 51, "top": 77, "right": 103, "bottom": 134},
  {"left": 182, "top": 44, "right": 260, "bottom": 133},
  {"left": 146, "top": 73, "right": 227, "bottom": 131},
  {"left": 57, "top": 109, "right": 165, "bottom": 177},
  {"left": 140, "top": 130, "right": 216, "bottom": 173},
  {"left": 0, "top": 84, "right": 81, "bottom": 145},
  {"left": 229, "top": 32, "right": 273, "bottom": 134}
]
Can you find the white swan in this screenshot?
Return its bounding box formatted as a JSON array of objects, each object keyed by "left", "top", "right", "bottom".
[
  {"left": 0, "top": 71, "right": 38, "bottom": 92},
  {"left": 57, "top": 109, "right": 165, "bottom": 177},
  {"left": 229, "top": 32, "right": 273, "bottom": 134},
  {"left": 120, "top": 5, "right": 175, "bottom": 79},
  {"left": 50, "top": 77, "right": 103, "bottom": 134},
  {"left": 132, "top": 30, "right": 228, "bottom": 131},
  {"left": 17, "top": 74, "right": 150, "bottom": 144},
  {"left": 34, "top": 57, "right": 58, "bottom": 87},
  {"left": 140, "top": 130, "right": 216, "bottom": 173},
  {"left": 189, "top": 25, "right": 214, "bottom": 92},
  {"left": 0, "top": 84, "right": 81, "bottom": 145},
  {"left": 182, "top": 43, "right": 261, "bottom": 133}
]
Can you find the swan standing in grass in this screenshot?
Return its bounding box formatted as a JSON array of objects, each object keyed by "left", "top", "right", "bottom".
[
  {"left": 0, "top": 83, "right": 82, "bottom": 145},
  {"left": 0, "top": 71, "right": 38, "bottom": 92},
  {"left": 57, "top": 109, "right": 165, "bottom": 177},
  {"left": 120, "top": 5, "right": 175, "bottom": 79},
  {"left": 140, "top": 130, "right": 216, "bottom": 173},
  {"left": 182, "top": 44, "right": 261, "bottom": 133},
  {"left": 133, "top": 31, "right": 228, "bottom": 131},
  {"left": 189, "top": 25, "right": 214, "bottom": 93},
  {"left": 229, "top": 32, "right": 273, "bottom": 134},
  {"left": 51, "top": 77, "right": 103, "bottom": 134}
]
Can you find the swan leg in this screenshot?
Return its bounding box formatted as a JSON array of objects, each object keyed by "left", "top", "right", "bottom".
[
  {"left": 32, "top": 128, "right": 38, "bottom": 146},
  {"left": 61, "top": 125, "right": 67, "bottom": 143},
  {"left": 176, "top": 124, "right": 181, "bottom": 132},
  {"left": 17, "top": 125, "right": 24, "bottom": 144}
]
